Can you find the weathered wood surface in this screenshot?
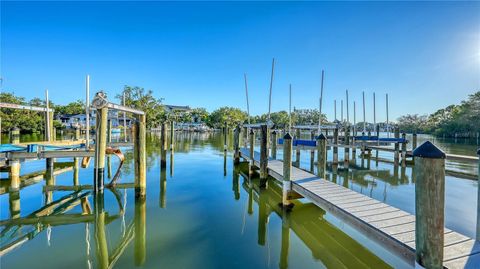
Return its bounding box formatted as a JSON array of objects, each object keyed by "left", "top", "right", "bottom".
[{"left": 239, "top": 148, "right": 480, "bottom": 268}]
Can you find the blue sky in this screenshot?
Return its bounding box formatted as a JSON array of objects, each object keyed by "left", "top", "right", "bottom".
[{"left": 1, "top": 1, "right": 479, "bottom": 122}]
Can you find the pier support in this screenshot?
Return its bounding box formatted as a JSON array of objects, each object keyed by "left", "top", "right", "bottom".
[
  {"left": 401, "top": 133, "right": 407, "bottom": 167},
  {"left": 161, "top": 122, "right": 167, "bottom": 168},
  {"left": 249, "top": 129, "right": 255, "bottom": 174},
  {"left": 281, "top": 133, "right": 293, "bottom": 207},
  {"left": 233, "top": 125, "right": 240, "bottom": 165},
  {"left": 413, "top": 141, "right": 445, "bottom": 269},
  {"left": 316, "top": 134, "right": 327, "bottom": 179},
  {"left": 259, "top": 124, "right": 268, "bottom": 187},
  {"left": 9, "top": 160, "right": 20, "bottom": 191},
  {"left": 344, "top": 126, "right": 350, "bottom": 166},
  {"left": 10, "top": 127, "right": 20, "bottom": 144},
  {"left": 134, "top": 114, "right": 146, "bottom": 198},
  {"left": 394, "top": 127, "right": 400, "bottom": 165},
  {"left": 243, "top": 126, "right": 248, "bottom": 148},
  {"left": 271, "top": 130, "right": 277, "bottom": 159},
  {"left": 94, "top": 107, "right": 108, "bottom": 192},
  {"left": 170, "top": 120, "right": 175, "bottom": 151},
  {"left": 333, "top": 128, "right": 339, "bottom": 165}
]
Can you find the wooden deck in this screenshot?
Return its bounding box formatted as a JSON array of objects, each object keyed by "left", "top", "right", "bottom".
[{"left": 239, "top": 148, "right": 480, "bottom": 268}]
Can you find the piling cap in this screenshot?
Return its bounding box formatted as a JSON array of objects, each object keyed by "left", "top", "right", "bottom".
[
  {"left": 316, "top": 133, "right": 327, "bottom": 140},
  {"left": 412, "top": 141, "right": 446, "bottom": 159},
  {"left": 283, "top": 133, "right": 292, "bottom": 140}
]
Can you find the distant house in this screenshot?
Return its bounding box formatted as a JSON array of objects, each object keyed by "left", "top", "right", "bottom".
[{"left": 163, "top": 104, "right": 191, "bottom": 114}]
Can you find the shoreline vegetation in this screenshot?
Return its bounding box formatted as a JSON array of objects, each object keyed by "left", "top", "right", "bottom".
[{"left": 1, "top": 86, "right": 478, "bottom": 139}]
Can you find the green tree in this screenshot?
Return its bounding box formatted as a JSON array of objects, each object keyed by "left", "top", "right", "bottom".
[
  {"left": 55, "top": 100, "right": 85, "bottom": 115},
  {"left": 207, "top": 107, "right": 248, "bottom": 128},
  {"left": 116, "top": 86, "right": 165, "bottom": 129}
]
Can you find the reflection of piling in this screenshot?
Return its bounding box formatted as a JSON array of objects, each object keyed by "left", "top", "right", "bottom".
[
  {"left": 282, "top": 133, "right": 292, "bottom": 207},
  {"left": 94, "top": 107, "right": 108, "bottom": 192},
  {"left": 73, "top": 157, "right": 79, "bottom": 185},
  {"left": 135, "top": 197, "right": 147, "bottom": 266},
  {"left": 160, "top": 168, "right": 167, "bottom": 208},
  {"left": 94, "top": 192, "right": 108, "bottom": 269},
  {"left": 279, "top": 217, "right": 290, "bottom": 269},
  {"left": 249, "top": 129, "right": 255, "bottom": 175},
  {"left": 259, "top": 125, "right": 268, "bottom": 187},
  {"left": 333, "top": 128, "right": 339, "bottom": 165},
  {"left": 161, "top": 122, "right": 167, "bottom": 168},
  {"left": 316, "top": 134, "right": 327, "bottom": 179},
  {"left": 9, "top": 190, "right": 20, "bottom": 219},
  {"left": 413, "top": 141, "right": 445, "bottom": 269},
  {"left": 257, "top": 189, "right": 267, "bottom": 246},
  {"left": 170, "top": 151, "right": 174, "bottom": 177},
  {"left": 271, "top": 131, "right": 277, "bottom": 160},
  {"left": 233, "top": 166, "right": 240, "bottom": 200},
  {"left": 134, "top": 114, "right": 147, "bottom": 197},
  {"left": 233, "top": 126, "right": 240, "bottom": 164}
]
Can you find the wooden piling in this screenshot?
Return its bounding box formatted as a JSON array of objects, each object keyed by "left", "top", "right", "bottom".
[
  {"left": 344, "top": 126, "right": 350, "bottom": 165},
  {"left": 249, "top": 129, "right": 255, "bottom": 174},
  {"left": 9, "top": 160, "right": 20, "bottom": 191},
  {"left": 394, "top": 127, "right": 400, "bottom": 165},
  {"left": 10, "top": 127, "right": 20, "bottom": 144},
  {"left": 295, "top": 128, "right": 301, "bottom": 166},
  {"left": 161, "top": 122, "right": 167, "bottom": 168},
  {"left": 413, "top": 141, "right": 445, "bottom": 269},
  {"left": 170, "top": 120, "right": 175, "bottom": 151},
  {"left": 107, "top": 119, "right": 112, "bottom": 144},
  {"left": 52, "top": 127, "right": 57, "bottom": 141},
  {"left": 271, "top": 130, "right": 277, "bottom": 160},
  {"left": 94, "top": 107, "right": 108, "bottom": 192},
  {"left": 243, "top": 126, "right": 248, "bottom": 148},
  {"left": 233, "top": 125, "right": 240, "bottom": 164},
  {"left": 401, "top": 133, "right": 407, "bottom": 166},
  {"left": 259, "top": 125, "right": 268, "bottom": 187},
  {"left": 75, "top": 126, "right": 81, "bottom": 141},
  {"left": 333, "top": 128, "right": 339, "bottom": 165},
  {"left": 310, "top": 131, "right": 315, "bottom": 172},
  {"left": 316, "top": 134, "right": 327, "bottom": 179},
  {"left": 224, "top": 122, "right": 228, "bottom": 152},
  {"left": 282, "top": 133, "right": 292, "bottom": 207},
  {"left": 134, "top": 114, "right": 147, "bottom": 197}
]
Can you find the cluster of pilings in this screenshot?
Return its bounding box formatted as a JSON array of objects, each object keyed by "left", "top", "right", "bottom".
[{"left": 233, "top": 124, "right": 480, "bottom": 269}]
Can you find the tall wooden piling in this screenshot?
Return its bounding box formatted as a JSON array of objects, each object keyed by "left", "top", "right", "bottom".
[
  {"left": 401, "top": 133, "right": 407, "bottom": 166},
  {"left": 170, "top": 120, "right": 175, "bottom": 151},
  {"left": 316, "top": 134, "right": 327, "bottom": 179},
  {"left": 295, "top": 128, "right": 301, "bottom": 166},
  {"left": 282, "top": 133, "right": 293, "bottom": 207},
  {"left": 10, "top": 127, "right": 20, "bottom": 144},
  {"left": 233, "top": 125, "right": 240, "bottom": 164},
  {"left": 259, "top": 125, "right": 269, "bottom": 187},
  {"left": 243, "top": 126, "right": 248, "bottom": 148},
  {"left": 249, "top": 129, "right": 255, "bottom": 174},
  {"left": 134, "top": 114, "right": 146, "bottom": 197},
  {"left": 344, "top": 126, "right": 350, "bottom": 165},
  {"left": 94, "top": 107, "right": 108, "bottom": 192},
  {"left": 413, "top": 141, "right": 446, "bottom": 269},
  {"left": 161, "top": 122, "right": 167, "bottom": 168},
  {"left": 333, "top": 128, "right": 339, "bottom": 165},
  {"left": 394, "top": 127, "right": 400, "bottom": 165},
  {"left": 271, "top": 130, "right": 277, "bottom": 159}
]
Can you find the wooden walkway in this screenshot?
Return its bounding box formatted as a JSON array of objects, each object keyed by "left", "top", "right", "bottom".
[{"left": 240, "top": 148, "right": 480, "bottom": 268}]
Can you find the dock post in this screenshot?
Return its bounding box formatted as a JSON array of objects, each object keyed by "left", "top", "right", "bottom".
[
  {"left": 75, "top": 126, "right": 81, "bottom": 141},
  {"left": 249, "top": 129, "right": 255, "bottom": 174},
  {"left": 233, "top": 125, "right": 240, "bottom": 165},
  {"left": 94, "top": 106, "right": 108, "bottom": 193},
  {"left": 10, "top": 127, "right": 20, "bottom": 144},
  {"left": 295, "top": 128, "right": 301, "bottom": 166},
  {"left": 170, "top": 120, "right": 175, "bottom": 151},
  {"left": 224, "top": 122, "right": 228, "bottom": 152},
  {"left": 413, "top": 132, "right": 418, "bottom": 150},
  {"left": 134, "top": 114, "right": 147, "bottom": 198},
  {"left": 401, "top": 133, "right": 407, "bottom": 166},
  {"left": 316, "top": 134, "right": 327, "bottom": 178},
  {"left": 333, "top": 128, "right": 339, "bottom": 165},
  {"left": 271, "top": 130, "right": 277, "bottom": 159},
  {"left": 259, "top": 124, "right": 268, "bottom": 187},
  {"left": 243, "top": 126, "right": 248, "bottom": 148},
  {"left": 344, "top": 126, "right": 350, "bottom": 165},
  {"left": 107, "top": 119, "right": 112, "bottom": 144},
  {"left": 394, "top": 127, "right": 400, "bottom": 165},
  {"left": 161, "top": 122, "right": 167, "bottom": 168},
  {"left": 310, "top": 131, "right": 315, "bottom": 172},
  {"left": 281, "top": 133, "right": 293, "bottom": 207},
  {"left": 413, "top": 141, "right": 446, "bottom": 269}
]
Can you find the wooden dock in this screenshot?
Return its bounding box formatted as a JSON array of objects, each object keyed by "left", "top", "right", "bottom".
[{"left": 240, "top": 148, "right": 480, "bottom": 268}]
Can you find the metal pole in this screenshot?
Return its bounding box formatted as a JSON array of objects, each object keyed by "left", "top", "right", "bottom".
[
  {"left": 373, "top": 92, "right": 376, "bottom": 132},
  {"left": 318, "top": 70, "right": 324, "bottom": 133},
  {"left": 86, "top": 75, "right": 90, "bottom": 148},
  {"left": 362, "top": 91, "right": 366, "bottom": 133},
  {"left": 45, "top": 89, "right": 51, "bottom": 141},
  {"left": 267, "top": 58, "right": 275, "bottom": 122},
  {"left": 346, "top": 89, "right": 349, "bottom": 125},
  {"left": 244, "top": 73, "right": 251, "bottom": 125},
  {"left": 341, "top": 100, "right": 343, "bottom": 123},
  {"left": 386, "top": 93, "right": 390, "bottom": 138},
  {"left": 289, "top": 84, "right": 292, "bottom": 133},
  {"left": 334, "top": 100, "right": 337, "bottom": 121},
  {"left": 353, "top": 101, "right": 356, "bottom": 135}
]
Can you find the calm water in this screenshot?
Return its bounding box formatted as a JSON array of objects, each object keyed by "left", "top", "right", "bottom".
[{"left": 0, "top": 131, "right": 478, "bottom": 268}]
